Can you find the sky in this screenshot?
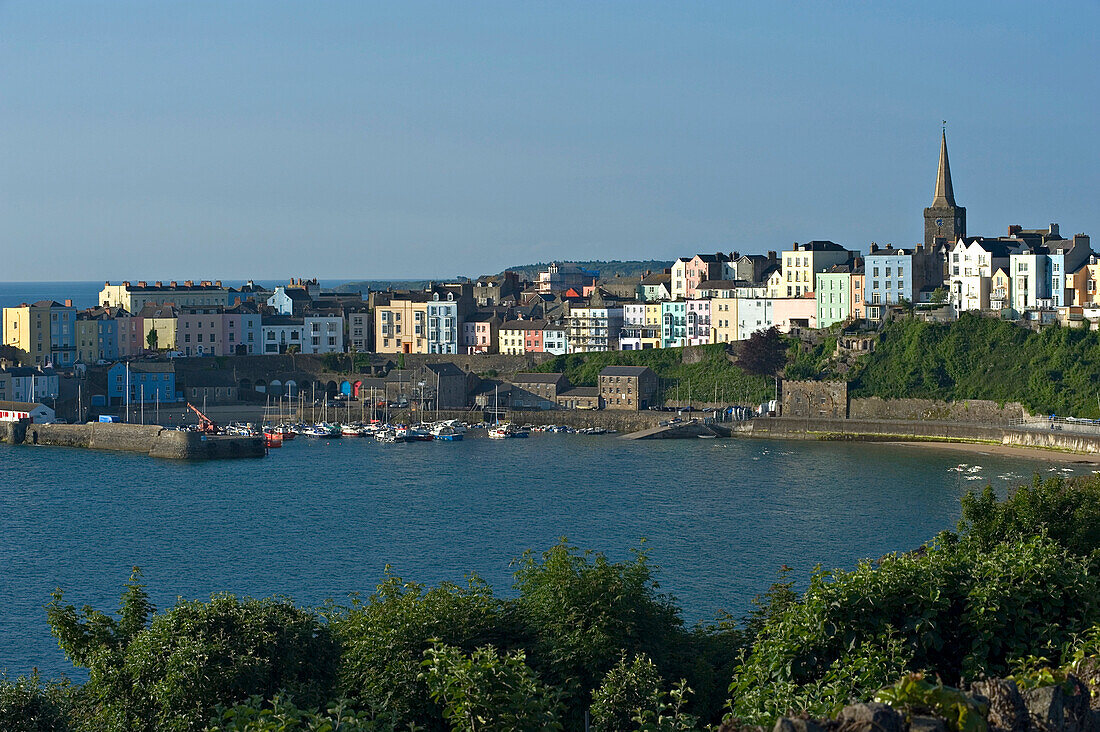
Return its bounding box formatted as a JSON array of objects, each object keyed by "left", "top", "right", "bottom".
[{"left": 1, "top": 1, "right": 1097, "bottom": 282}]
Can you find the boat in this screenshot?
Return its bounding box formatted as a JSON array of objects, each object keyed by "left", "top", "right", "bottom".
[
  {"left": 406, "top": 425, "right": 434, "bottom": 441},
  {"left": 431, "top": 419, "right": 468, "bottom": 435},
  {"left": 341, "top": 424, "right": 366, "bottom": 437},
  {"left": 375, "top": 429, "right": 403, "bottom": 443},
  {"left": 431, "top": 424, "right": 464, "bottom": 441},
  {"left": 302, "top": 424, "right": 340, "bottom": 438},
  {"left": 263, "top": 430, "right": 283, "bottom": 448},
  {"left": 488, "top": 423, "right": 529, "bottom": 439}
]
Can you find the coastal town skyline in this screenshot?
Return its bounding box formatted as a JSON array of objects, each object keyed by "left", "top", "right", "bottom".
[{"left": 2, "top": 2, "right": 1097, "bottom": 281}]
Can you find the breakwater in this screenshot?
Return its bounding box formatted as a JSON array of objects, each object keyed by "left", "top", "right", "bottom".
[
  {"left": 743, "top": 417, "right": 1100, "bottom": 455},
  {"left": 0, "top": 421, "right": 265, "bottom": 460}
]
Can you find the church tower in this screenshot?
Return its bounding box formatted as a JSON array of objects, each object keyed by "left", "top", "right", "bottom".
[{"left": 923, "top": 130, "right": 966, "bottom": 248}]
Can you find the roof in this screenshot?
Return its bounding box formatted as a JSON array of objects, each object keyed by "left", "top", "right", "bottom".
[
  {"left": 0, "top": 366, "right": 56, "bottom": 377},
  {"left": 425, "top": 362, "right": 466, "bottom": 377},
  {"left": 0, "top": 400, "right": 48, "bottom": 412},
  {"left": 823, "top": 264, "right": 852, "bottom": 274},
  {"left": 795, "top": 240, "right": 846, "bottom": 252},
  {"left": 262, "top": 315, "right": 304, "bottom": 325},
  {"left": 512, "top": 372, "right": 567, "bottom": 384},
  {"left": 31, "top": 300, "right": 70, "bottom": 308},
  {"left": 696, "top": 279, "right": 738, "bottom": 290},
  {"left": 558, "top": 386, "right": 598, "bottom": 397},
  {"left": 135, "top": 303, "right": 179, "bottom": 318},
  {"left": 499, "top": 319, "right": 547, "bottom": 331},
  {"left": 599, "top": 366, "right": 654, "bottom": 377},
  {"left": 109, "top": 361, "right": 175, "bottom": 373},
  {"left": 640, "top": 273, "right": 671, "bottom": 285}
]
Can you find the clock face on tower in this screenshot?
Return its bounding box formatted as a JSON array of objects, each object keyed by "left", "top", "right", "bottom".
[{"left": 935, "top": 218, "right": 944, "bottom": 226}]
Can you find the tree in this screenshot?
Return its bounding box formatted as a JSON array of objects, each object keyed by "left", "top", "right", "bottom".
[
  {"left": 146, "top": 328, "right": 159, "bottom": 351},
  {"left": 930, "top": 286, "right": 949, "bottom": 305},
  {"left": 735, "top": 327, "right": 786, "bottom": 376}
]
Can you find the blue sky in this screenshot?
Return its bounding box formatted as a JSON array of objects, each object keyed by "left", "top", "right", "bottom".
[{"left": 1, "top": 1, "right": 1097, "bottom": 281}]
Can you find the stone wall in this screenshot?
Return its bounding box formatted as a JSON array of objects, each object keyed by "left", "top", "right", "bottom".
[
  {"left": 849, "top": 396, "right": 1027, "bottom": 424},
  {"left": 746, "top": 416, "right": 1100, "bottom": 455},
  {"left": 781, "top": 380, "right": 848, "bottom": 419},
  {"left": 5, "top": 421, "right": 263, "bottom": 459}
]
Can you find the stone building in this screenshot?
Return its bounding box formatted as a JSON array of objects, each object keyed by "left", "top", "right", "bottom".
[
  {"left": 510, "top": 373, "right": 571, "bottom": 410},
  {"left": 598, "top": 366, "right": 658, "bottom": 411},
  {"left": 780, "top": 380, "right": 848, "bottom": 419},
  {"left": 923, "top": 130, "right": 966, "bottom": 249}
]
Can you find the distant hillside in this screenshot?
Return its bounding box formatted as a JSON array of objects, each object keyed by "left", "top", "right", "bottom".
[
  {"left": 500, "top": 260, "right": 674, "bottom": 281},
  {"left": 334, "top": 280, "right": 432, "bottom": 293}
]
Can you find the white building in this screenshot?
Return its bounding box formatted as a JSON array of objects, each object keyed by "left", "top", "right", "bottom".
[
  {"left": 303, "top": 314, "right": 344, "bottom": 354},
  {"left": 0, "top": 400, "right": 55, "bottom": 424}
]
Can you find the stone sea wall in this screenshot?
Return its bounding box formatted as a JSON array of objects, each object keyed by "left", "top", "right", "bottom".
[
  {"left": 745, "top": 417, "right": 1100, "bottom": 455},
  {"left": 848, "top": 397, "right": 1028, "bottom": 424},
  {"left": 1, "top": 421, "right": 264, "bottom": 460}
]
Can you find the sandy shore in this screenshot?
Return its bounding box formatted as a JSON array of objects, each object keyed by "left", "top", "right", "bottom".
[{"left": 885, "top": 440, "right": 1100, "bottom": 465}]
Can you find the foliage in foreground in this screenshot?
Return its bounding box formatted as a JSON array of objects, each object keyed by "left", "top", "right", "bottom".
[{"left": 11, "top": 475, "right": 1100, "bottom": 730}]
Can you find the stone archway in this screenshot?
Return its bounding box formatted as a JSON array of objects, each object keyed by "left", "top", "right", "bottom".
[
  {"left": 285, "top": 380, "right": 298, "bottom": 398},
  {"left": 239, "top": 378, "right": 253, "bottom": 392},
  {"left": 254, "top": 379, "right": 267, "bottom": 394},
  {"left": 269, "top": 379, "right": 284, "bottom": 397}
]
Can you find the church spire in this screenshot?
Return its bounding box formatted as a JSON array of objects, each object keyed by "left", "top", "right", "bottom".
[{"left": 933, "top": 128, "right": 956, "bottom": 207}]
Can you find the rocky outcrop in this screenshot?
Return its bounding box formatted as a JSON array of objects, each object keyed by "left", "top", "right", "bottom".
[{"left": 761, "top": 674, "right": 1100, "bottom": 732}]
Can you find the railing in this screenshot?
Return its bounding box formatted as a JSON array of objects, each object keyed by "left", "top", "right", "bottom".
[{"left": 1009, "top": 416, "right": 1100, "bottom": 435}]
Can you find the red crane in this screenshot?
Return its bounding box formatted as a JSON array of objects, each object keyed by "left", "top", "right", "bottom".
[{"left": 186, "top": 402, "right": 219, "bottom": 434}]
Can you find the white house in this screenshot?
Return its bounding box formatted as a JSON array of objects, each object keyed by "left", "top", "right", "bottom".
[
  {"left": 302, "top": 314, "right": 344, "bottom": 354},
  {"left": 0, "top": 400, "right": 56, "bottom": 423}
]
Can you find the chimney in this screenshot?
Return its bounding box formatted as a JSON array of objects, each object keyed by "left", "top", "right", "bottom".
[
  {"left": 870, "top": 243, "right": 880, "bottom": 253},
  {"left": 170, "top": 281, "right": 177, "bottom": 287},
  {"left": 137, "top": 281, "right": 147, "bottom": 288},
  {"left": 215, "top": 280, "right": 222, "bottom": 287},
  {"left": 155, "top": 281, "right": 163, "bottom": 287},
  {"left": 64, "top": 299, "right": 72, "bottom": 307},
  {"left": 123, "top": 281, "right": 131, "bottom": 287},
  {"left": 185, "top": 280, "right": 193, "bottom": 287},
  {"left": 104, "top": 281, "right": 110, "bottom": 286},
  {"left": 1049, "top": 223, "right": 1060, "bottom": 237},
  {"left": 201, "top": 280, "right": 211, "bottom": 286},
  {"left": 1008, "top": 225, "right": 1022, "bottom": 236},
  {"left": 767, "top": 250, "right": 777, "bottom": 261}
]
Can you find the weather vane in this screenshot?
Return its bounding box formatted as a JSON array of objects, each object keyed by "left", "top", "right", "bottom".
[{"left": 942, "top": 120, "right": 947, "bottom": 131}]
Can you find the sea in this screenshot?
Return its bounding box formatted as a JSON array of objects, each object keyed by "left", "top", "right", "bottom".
[{"left": 0, "top": 433, "right": 1091, "bottom": 679}]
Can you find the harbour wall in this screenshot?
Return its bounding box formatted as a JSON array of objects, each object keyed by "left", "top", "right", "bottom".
[
  {"left": 847, "top": 397, "right": 1028, "bottom": 424},
  {"left": 744, "top": 417, "right": 1100, "bottom": 455},
  {"left": 0, "top": 421, "right": 264, "bottom": 460},
  {"left": 376, "top": 409, "right": 666, "bottom": 433}
]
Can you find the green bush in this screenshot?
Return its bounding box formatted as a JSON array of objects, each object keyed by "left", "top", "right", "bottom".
[
  {"left": 327, "top": 572, "right": 515, "bottom": 729},
  {"left": 208, "top": 694, "right": 391, "bottom": 731},
  {"left": 0, "top": 672, "right": 75, "bottom": 732},
  {"left": 727, "top": 535, "right": 1100, "bottom": 724},
  {"left": 958, "top": 474, "right": 1100, "bottom": 559},
  {"left": 421, "top": 642, "right": 562, "bottom": 732},
  {"left": 46, "top": 571, "right": 339, "bottom": 732},
  {"left": 511, "top": 541, "right": 688, "bottom": 728},
  {"left": 590, "top": 654, "right": 665, "bottom": 732}
]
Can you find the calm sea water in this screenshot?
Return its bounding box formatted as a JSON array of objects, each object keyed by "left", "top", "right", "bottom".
[{"left": 0, "top": 434, "right": 1089, "bottom": 678}]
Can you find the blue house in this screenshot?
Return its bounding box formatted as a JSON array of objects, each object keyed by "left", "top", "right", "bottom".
[{"left": 107, "top": 362, "right": 178, "bottom": 405}]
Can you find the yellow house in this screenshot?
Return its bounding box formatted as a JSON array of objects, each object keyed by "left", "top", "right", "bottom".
[
  {"left": 3, "top": 300, "right": 77, "bottom": 366},
  {"left": 780, "top": 241, "right": 853, "bottom": 298},
  {"left": 374, "top": 294, "right": 430, "bottom": 354},
  {"left": 76, "top": 316, "right": 100, "bottom": 364},
  {"left": 100, "top": 280, "right": 229, "bottom": 311},
  {"left": 137, "top": 303, "right": 179, "bottom": 351},
  {"left": 710, "top": 297, "right": 739, "bottom": 343}
]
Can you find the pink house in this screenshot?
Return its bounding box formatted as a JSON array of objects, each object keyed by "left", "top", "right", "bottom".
[
  {"left": 116, "top": 310, "right": 143, "bottom": 358},
  {"left": 461, "top": 313, "right": 500, "bottom": 354},
  {"left": 178, "top": 307, "right": 226, "bottom": 357},
  {"left": 771, "top": 296, "right": 818, "bottom": 333}
]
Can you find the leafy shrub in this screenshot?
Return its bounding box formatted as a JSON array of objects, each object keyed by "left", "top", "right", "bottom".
[
  {"left": 590, "top": 654, "right": 665, "bottom": 732},
  {"left": 420, "top": 643, "right": 562, "bottom": 732},
  {"left": 511, "top": 541, "right": 687, "bottom": 727},
  {"left": 727, "top": 536, "right": 1100, "bottom": 724},
  {"left": 959, "top": 475, "right": 1100, "bottom": 559},
  {"left": 46, "top": 571, "right": 339, "bottom": 732},
  {"left": 328, "top": 572, "right": 515, "bottom": 729},
  {"left": 209, "top": 694, "right": 391, "bottom": 731},
  {"left": 0, "top": 672, "right": 75, "bottom": 732}
]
